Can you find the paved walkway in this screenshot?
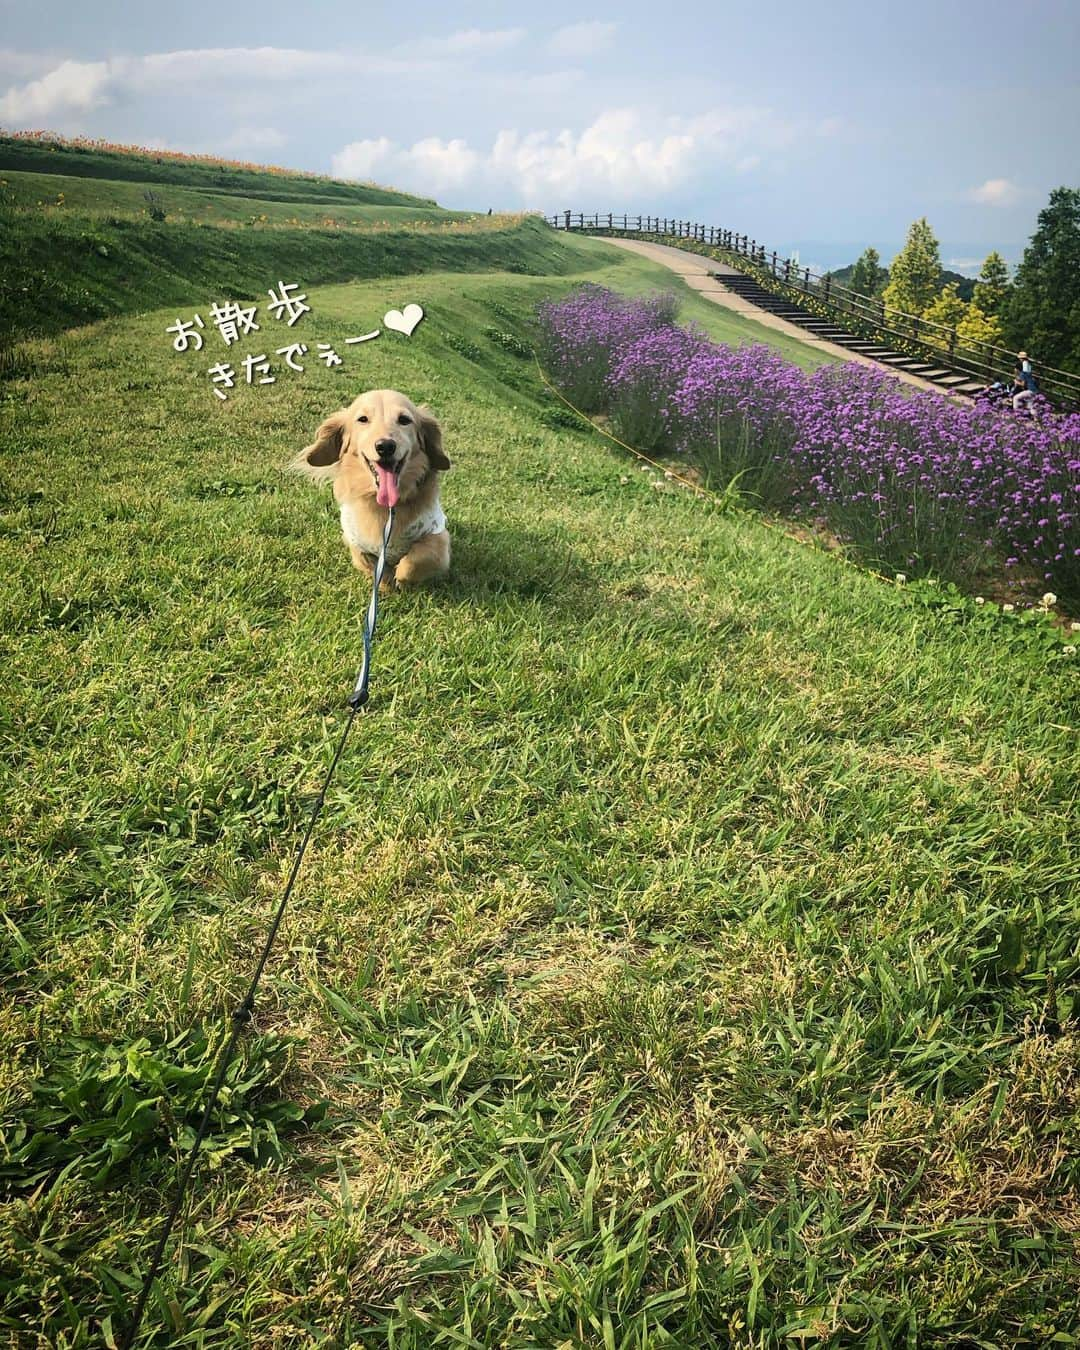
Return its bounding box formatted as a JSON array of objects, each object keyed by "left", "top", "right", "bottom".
[{"left": 604, "top": 237, "right": 952, "bottom": 397}]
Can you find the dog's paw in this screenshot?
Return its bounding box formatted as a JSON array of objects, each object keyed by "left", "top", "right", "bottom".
[{"left": 393, "top": 561, "right": 418, "bottom": 588}]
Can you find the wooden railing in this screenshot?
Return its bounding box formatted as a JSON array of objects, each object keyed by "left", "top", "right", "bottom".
[{"left": 545, "top": 211, "right": 1080, "bottom": 408}]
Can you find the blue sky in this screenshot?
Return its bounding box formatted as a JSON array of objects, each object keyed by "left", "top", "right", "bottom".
[{"left": 2, "top": 0, "right": 1077, "bottom": 272}]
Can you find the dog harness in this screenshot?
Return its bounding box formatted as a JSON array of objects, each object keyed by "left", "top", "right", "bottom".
[{"left": 340, "top": 497, "right": 447, "bottom": 567}]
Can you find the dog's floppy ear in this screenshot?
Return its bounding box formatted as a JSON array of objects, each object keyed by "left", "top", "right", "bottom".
[
  {"left": 417, "top": 405, "right": 450, "bottom": 471},
  {"left": 290, "top": 409, "right": 349, "bottom": 480}
]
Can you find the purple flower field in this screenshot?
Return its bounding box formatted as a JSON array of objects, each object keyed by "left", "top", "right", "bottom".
[{"left": 536, "top": 284, "right": 1080, "bottom": 606}]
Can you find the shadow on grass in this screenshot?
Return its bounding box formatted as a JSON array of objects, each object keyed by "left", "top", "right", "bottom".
[
  {"left": 434, "top": 518, "right": 601, "bottom": 610},
  {"left": 390, "top": 517, "right": 753, "bottom": 650}
]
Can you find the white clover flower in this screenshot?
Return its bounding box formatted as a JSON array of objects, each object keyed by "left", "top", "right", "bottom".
[
  {"left": 1071, "top": 622, "right": 1080, "bottom": 632},
  {"left": 975, "top": 596, "right": 985, "bottom": 605},
  {"left": 664, "top": 470, "right": 675, "bottom": 480},
  {"left": 1003, "top": 603, "right": 1015, "bottom": 612},
  {"left": 620, "top": 476, "right": 629, "bottom": 485},
  {"left": 895, "top": 573, "right": 907, "bottom": 584},
  {"left": 1041, "top": 592, "right": 1057, "bottom": 607},
  {"left": 1064, "top": 646, "right": 1077, "bottom": 657}
]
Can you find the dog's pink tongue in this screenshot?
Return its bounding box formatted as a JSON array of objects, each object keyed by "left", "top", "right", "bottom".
[{"left": 375, "top": 467, "right": 399, "bottom": 509}]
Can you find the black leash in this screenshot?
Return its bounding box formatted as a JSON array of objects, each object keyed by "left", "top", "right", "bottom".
[{"left": 119, "top": 508, "right": 396, "bottom": 1350}]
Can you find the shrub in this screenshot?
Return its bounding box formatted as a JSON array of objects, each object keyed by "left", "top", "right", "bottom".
[
  {"left": 535, "top": 284, "right": 679, "bottom": 411},
  {"left": 607, "top": 323, "right": 711, "bottom": 451}
]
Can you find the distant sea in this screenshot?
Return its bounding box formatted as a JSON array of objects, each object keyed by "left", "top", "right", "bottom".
[{"left": 775, "top": 241, "right": 1024, "bottom": 278}]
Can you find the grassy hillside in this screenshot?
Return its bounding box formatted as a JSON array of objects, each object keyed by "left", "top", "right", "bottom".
[
  {"left": 0, "top": 202, "right": 596, "bottom": 345},
  {"left": 0, "top": 133, "right": 435, "bottom": 206},
  {"left": 0, "top": 168, "right": 468, "bottom": 227},
  {"left": 0, "top": 133, "right": 494, "bottom": 345},
  {"left": 2, "top": 235, "right": 1078, "bottom": 1347}
]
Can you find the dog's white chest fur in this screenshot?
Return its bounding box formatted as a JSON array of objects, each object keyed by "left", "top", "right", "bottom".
[{"left": 339, "top": 496, "right": 447, "bottom": 566}]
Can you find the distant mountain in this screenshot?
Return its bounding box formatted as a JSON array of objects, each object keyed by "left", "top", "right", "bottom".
[{"left": 826, "top": 261, "right": 977, "bottom": 302}]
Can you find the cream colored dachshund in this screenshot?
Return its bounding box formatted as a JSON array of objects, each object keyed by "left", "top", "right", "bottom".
[{"left": 293, "top": 389, "right": 450, "bottom": 589}]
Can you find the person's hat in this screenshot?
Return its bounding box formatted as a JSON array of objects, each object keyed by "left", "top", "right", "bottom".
[{"left": 1018, "top": 350, "right": 1028, "bottom": 359}]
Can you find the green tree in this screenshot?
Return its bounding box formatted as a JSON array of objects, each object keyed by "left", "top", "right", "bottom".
[
  {"left": 923, "top": 282, "right": 968, "bottom": 330},
  {"left": 882, "top": 218, "right": 942, "bottom": 316},
  {"left": 956, "top": 302, "right": 1005, "bottom": 349},
  {"left": 1005, "top": 186, "right": 1080, "bottom": 375},
  {"left": 975, "top": 251, "right": 1010, "bottom": 316},
  {"left": 849, "top": 246, "right": 884, "bottom": 298}
]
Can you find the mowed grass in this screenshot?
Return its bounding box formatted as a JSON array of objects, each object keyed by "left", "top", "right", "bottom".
[
  {"left": 1, "top": 168, "right": 472, "bottom": 228},
  {"left": 0, "top": 135, "right": 436, "bottom": 207},
  {"left": 0, "top": 206, "right": 594, "bottom": 347},
  {"left": 1, "top": 249, "right": 1079, "bottom": 1349}
]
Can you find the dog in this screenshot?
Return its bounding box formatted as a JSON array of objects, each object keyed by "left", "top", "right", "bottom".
[{"left": 293, "top": 389, "right": 451, "bottom": 589}]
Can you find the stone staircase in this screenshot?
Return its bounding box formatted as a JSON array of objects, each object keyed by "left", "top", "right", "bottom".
[{"left": 717, "top": 272, "right": 987, "bottom": 397}]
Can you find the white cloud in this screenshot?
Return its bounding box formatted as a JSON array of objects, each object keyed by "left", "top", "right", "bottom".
[
  {"left": 0, "top": 58, "right": 113, "bottom": 121},
  {"left": 332, "top": 136, "right": 393, "bottom": 181},
  {"left": 332, "top": 104, "right": 818, "bottom": 204},
  {"left": 969, "top": 177, "right": 1021, "bottom": 207},
  {"left": 334, "top": 134, "right": 481, "bottom": 193},
  {"left": 334, "top": 109, "right": 690, "bottom": 200},
  {"left": 548, "top": 22, "right": 617, "bottom": 57},
  {"left": 0, "top": 45, "right": 430, "bottom": 126},
  {"left": 495, "top": 110, "right": 697, "bottom": 197}
]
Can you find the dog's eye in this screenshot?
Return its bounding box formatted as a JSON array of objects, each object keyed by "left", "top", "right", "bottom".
[
  {"left": 357, "top": 414, "right": 369, "bottom": 423},
  {"left": 397, "top": 414, "right": 412, "bottom": 426}
]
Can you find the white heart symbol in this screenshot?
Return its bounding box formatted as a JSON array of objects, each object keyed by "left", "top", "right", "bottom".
[{"left": 384, "top": 303, "right": 424, "bottom": 337}]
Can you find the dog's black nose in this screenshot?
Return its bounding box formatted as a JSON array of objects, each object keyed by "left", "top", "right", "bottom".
[{"left": 374, "top": 438, "right": 397, "bottom": 461}]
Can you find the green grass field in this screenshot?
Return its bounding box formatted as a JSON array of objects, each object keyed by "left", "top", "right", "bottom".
[
  {"left": 1, "top": 146, "right": 1079, "bottom": 1348},
  {"left": 0, "top": 135, "right": 437, "bottom": 206},
  {"left": 0, "top": 168, "right": 471, "bottom": 227}
]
